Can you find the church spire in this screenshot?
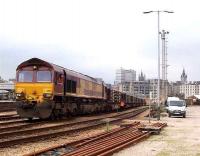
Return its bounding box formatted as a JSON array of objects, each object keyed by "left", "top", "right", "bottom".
[
  {"left": 181, "top": 68, "right": 187, "bottom": 84},
  {"left": 139, "top": 70, "right": 146, "bottom": 81}
]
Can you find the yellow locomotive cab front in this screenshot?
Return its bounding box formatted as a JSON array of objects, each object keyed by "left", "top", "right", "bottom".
[
  {"left": 15, "top": 83, "right": 53, "bottom": 103},
  {"left": 15, "top": 67, "right": 55, "bottom": 119}
]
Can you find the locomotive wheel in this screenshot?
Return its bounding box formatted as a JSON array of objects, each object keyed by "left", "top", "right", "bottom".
[
  {"left": 49, "top": 110, "right": 56, "bottom": 120},
  {"left": 50, "top": 109, "right": 62, "bottom": 120},
  {"left": 37, "top": 101, "right": 55, "bottom": 119},
  {"left": 28, "top": 118, "right": 33, "bottom": 121},
  {"left": 64, "top": 109, "right": 71, "bottom": 117},
  {"left": 95, "top": 107, "right": 99, "bottom": 114},
  {"left": 72, "top": 108, "right": 77, "bottom": 116}
]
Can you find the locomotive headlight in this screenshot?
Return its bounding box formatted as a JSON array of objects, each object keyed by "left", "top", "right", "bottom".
[
  {"left": 16, "top": 92, "right": 25, "bottom": 97},
  {"left": 15, "top": 92, "right": 25, "bottom": 100},
  {"left": 43, "top": 93, "right": 52, "bottom": 98},
  {"left": 43, "top": 93, "right": 52, "bottom": 99},
  {"left": 16, "top": 93, "right": 22, "bottom": 97},
  {"left": 43, "top": 89, "right": 52, "bottom": 99}
]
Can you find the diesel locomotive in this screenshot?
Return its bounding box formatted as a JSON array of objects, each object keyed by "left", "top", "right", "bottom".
[{"left": 15, "top": 58, "right": 145, "bottom": 119}]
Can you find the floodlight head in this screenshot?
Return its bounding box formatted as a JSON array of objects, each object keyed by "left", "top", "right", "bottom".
[
  {"left": 143, "top": 11, "right": 153, "bottom": 14},
  {"left": 164, "top": 11, "right": 174, "bottom": 13}
]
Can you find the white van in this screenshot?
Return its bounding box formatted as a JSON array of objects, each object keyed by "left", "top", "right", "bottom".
[
  {"left": 165, "top": 97, "right": 179, "bottom": 112},
  {"left": 166, "top": 97, "right": 186, "bottom": 118}
]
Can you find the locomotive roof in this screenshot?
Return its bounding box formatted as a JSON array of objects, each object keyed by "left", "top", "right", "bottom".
[{"left": 17, "top": 58, "right": 102, "bottom": 84}]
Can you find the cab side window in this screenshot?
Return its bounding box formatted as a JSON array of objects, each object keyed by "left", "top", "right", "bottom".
[
  {"left": 55, "top": 72, "right": 64, "bottom": 84},
  {"left": 66, "top": 80, "right": 71, "bottom": 92},
  {"left": 58, "top": 74, "right": 64, "bottom": 84},
  {"left": 72, "top": 81, "right": 76, "bottom": 93},
  {"left": 66, "top": 79, "right": 76, "bottom": 93}
]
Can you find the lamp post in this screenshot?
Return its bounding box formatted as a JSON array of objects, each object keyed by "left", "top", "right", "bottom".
[{"left": 143, "top": 10, "right": 174, "bottom": 120}]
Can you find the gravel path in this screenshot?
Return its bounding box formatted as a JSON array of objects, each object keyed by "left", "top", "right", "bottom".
[{"left": 114, "top": 105, "right": 200, "bottom": 156}]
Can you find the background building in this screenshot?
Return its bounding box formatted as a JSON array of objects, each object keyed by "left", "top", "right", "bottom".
[
  {"left": 169, "top": 69, "right": 200, "bottom": 99},
  {"left": 114, "top": 69, "right": 167, "bottom": 101},
  {"left": 115, "top": 68, "right": 136, "bottom": 84},
  {"left": 179, "top": 82, "right": 200, "bottom": 98}
]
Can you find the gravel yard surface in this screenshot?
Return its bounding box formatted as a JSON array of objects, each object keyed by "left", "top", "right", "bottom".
[
  {"left": 114, "top": 105, "right": 200, "bottom": 156},
  {"left": 0, "top": 124, "right": 119, "bottom": 156},
  {"left": 0, "top": 107, "right": 148, "bottom": 156}
]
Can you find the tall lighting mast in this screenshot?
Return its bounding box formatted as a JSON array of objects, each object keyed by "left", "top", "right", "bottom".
[
  {"left": 160, "top": 30, "right": 169, "bottom": 100},
  {"left": 143, "top": 10, "right": 174, "bottom": 120}
]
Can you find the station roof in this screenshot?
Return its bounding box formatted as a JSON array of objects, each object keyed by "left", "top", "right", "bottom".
[{"left": 193, "top": 95, "right": 200, "bottom": 99}]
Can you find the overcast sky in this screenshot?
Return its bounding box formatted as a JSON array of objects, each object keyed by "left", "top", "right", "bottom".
[{"left": 0, "top": 0, "right": 199, "bottom": 83}]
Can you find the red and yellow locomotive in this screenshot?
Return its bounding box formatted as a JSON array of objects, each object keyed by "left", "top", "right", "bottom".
[{"left": 15, "top": 58, "right": 145, "bottom": 119}]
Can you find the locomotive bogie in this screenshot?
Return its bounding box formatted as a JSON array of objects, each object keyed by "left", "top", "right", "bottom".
[{"left": 16, "top": 100, "right": 55, "bottom": 119}]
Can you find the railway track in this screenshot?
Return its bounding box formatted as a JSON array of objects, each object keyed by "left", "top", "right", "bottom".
[
  {"left": 0, "top": 101, "right": 16, "bottom": 112},
  {"left": 0, "top": 106, "right": 148, "bottom": 148},
  {"left": 0, "top": 119, "right": 46, "bottom": 132},
  {"left": 0, "top": 106, "right": 146, "bottom": 130},
  {"left": 0, "top": 114, "right": 26, "bottom": 127},
  {"left": 24, "top": 122, "right": 167, "bottom": 156},
  {"left": 0, "top": 119, "right": 32, "bottom": 127},
  {"left": 0, "top": 114, "right": 20, "bottom": 121}
]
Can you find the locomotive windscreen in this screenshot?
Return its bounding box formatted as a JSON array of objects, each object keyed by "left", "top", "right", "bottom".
[
  {"left": 36, "top": 71, "right": 52, "bottom": 82},
  {"left": 18, "top": 71, "right": 33, "bottom": 82}
]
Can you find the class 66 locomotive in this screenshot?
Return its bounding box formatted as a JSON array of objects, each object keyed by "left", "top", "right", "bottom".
[{"left": 15, "top": 58, "right": 146, "bottom": 120}]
